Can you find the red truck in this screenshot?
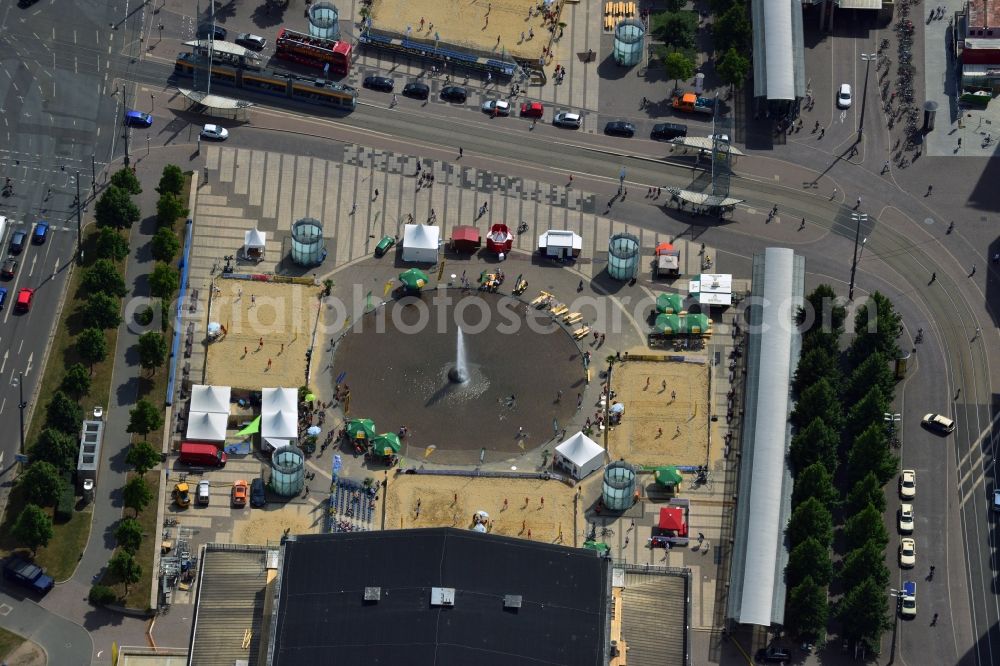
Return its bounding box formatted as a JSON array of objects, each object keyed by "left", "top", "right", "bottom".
[{"left": 179, "top": 442, "right": 227, "bottom": 467}]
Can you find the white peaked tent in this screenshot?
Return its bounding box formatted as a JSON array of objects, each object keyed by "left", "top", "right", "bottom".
[
  {"left": 190, "top": 384, "right": 231, "bottom": 414},
  {"left": 402, "top": 224, "right": 440, "bottom": 263},
  {"left": 244, "top": 228, "right": 267, "bottom": 260},
  {"left": 186, "top": 411, "right": 228, "bottom": 442},
  {"left": 262, "top": 387, "right": 297, "bottom": 414},
  {"left": 554, "top": 432, "right": 605, "bottom": 480},
  {"left": 261, "top": 409, "right": 297, "bottom": 450}
]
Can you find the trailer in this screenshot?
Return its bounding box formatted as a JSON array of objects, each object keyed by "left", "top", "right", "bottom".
[
  {"left": 655, "top": 242, "right": 681, "bottom": 278},
  {"left": 672, "top": 92, "right": 715, "bottom": 115}
]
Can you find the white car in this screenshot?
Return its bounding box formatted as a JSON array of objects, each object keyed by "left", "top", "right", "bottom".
[
  {"left": 709, "top": 133, "right": 730, "bottom": 143},
  {"left": 553, "top": 111, "right": 581, "bottom": 129},
  {"left": 196, "top": 479, "right": 211, "bottom": 505},
  {"left": 201, "top": 124, "right": 229, "bottom": 140},
  {"left": 900, "top": 581, "right": 916, "bottom": 618},
  {"left": 481, "top": 99, "right": 511, "bottom": 116},
  {"left": 899, "top": 469, "right": 916, "bottom": 499},
  {"left": 899, "top": 537, "right": 916, "bottom": 568},
  {"left": 837, "top": 83, "right": 852, "bottom": 108},
  {"left": 93, "top": 406, "right": 103, "bottom": 420},
  {"left": 898, "top": 503, "right": 914, "bottom": 533},
  {"left": 993, "top": 489, "right": 1000, "bottom": 512},
  {"left": 921, "top": 413, "right": 955, "bottom": 434}
]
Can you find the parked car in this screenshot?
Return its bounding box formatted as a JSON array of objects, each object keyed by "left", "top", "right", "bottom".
[
  {"left": 482, "top": 99, "right": 511, "bottom": 116},
  {"left": 520, "top": 101, "right": 544, "bottom": 118},
  {"left": 755, "top": 647, "right": 791, "bottom": 663},
  {"left": 921, "top": 413, "right": 955, "bottom": 434},
  {"left": 234, "top": 33, "right": 267, "bottom": 50},
  {"left": 9, "top": 230, "right": 25, "bottom": 254},
  {"left": 0, "top": 287, "right": 7, "bottom": 310},
  {"left": 3, "top": 556, "right": 53, "bottom": 594},
  {"left": 604, "top": 120, "right": 636, "bottom": 137},
  {"left": 124, "top": 110, "right": 153, "bottom": 128},
  {"left": 1, "top": 257, "right": 17, "bottom": 278},
  {"left": 899, "top": 537, "right": 916, "bottom": 568},
  {"left": 553, "top": 112, "right": 581, "bottom": 129},
  {"left": 403, "top": 82, "right": 430, "bottom": 99},
  {"left": 899, "top": 469, "right": 916, "bottom": 499},
  {"left": 14, "top": 287, "right": 33, "bottom": 312},
  {"left": 374, "top": 235, "right": 396, "bottom": 257},
  {"left": 440, "top": 86, "right": 468, "bottom": 103},
  {"left": 250, "top": 478, "right": 266, "bottom": 507},
  {"left": 196, "top": 480, "right": 211, "bottom": 506},
  {"left": 232, "top": 479, "right": 249, "bottom": 507},
  {"left": 651, "top": 122, "right": 688, "bottom": 141},
  {"left": 32, "top": 221, "right": 48, "bottom": 244},
  {"left": 994, "top": 489, "right": 1000, "bottom": 512},
  {"left": 197, "top": 24, "right": 227, "bottom": 41},
  {"left": 200, "top": 124, "right": 229, "bottom": 141},
  {"left": 363, "top": 75, "right": 394, "bottom": 92},
  {"left": 898, "top": 503, "right": 914, "bottom": 533},
  {"left": 900, "top": 580, "right": 917, "bottom": 618},
  {"left": 837, "top": 83, "right": 852, "bottom": 108}
]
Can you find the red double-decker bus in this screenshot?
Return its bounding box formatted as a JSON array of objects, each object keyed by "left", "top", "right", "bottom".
[{"left": 274, "top": 28, "right": 352, "bottom": 76}]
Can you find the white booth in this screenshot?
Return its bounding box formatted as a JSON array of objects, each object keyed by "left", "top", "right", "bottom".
[
  {"left": 537, "top": 229, "right": 582, "bottom": 259},
  {"left": 402, "top": 224, "right": 440, "bottom": 263},
  {"left": 554, "top": 432, "right": 605, "bottom": 480},
  {"left": 242, "top": 228, "right": 267, "bottom": 262}
]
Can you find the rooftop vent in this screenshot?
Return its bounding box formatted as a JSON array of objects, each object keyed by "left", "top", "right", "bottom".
[
  {"left": 430, "top": 587, "right": 455, "bottom": 606},
  {"left": 364, "top": 587, "right": 382, "bottom": 602},
  {"left": 503, "top": 595, "right": 522, "bottom": 609}
]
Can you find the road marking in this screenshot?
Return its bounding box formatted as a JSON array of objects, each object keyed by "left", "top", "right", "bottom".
[
  {"left": 17, "top": 340, "right": 22, "bottom": 354},
  {"left": 25, "top": 352, "right": 33, "bottom": 377},
  {"left": 28, "top": 254, "right": 36, "bottom": 277},
  {"left": 0, "top": 398, "right": 6, "bottom": 414},
  {"left": 0, "top": 350, "right": 8, "bottom": 375},
  {"left": 0, "top": 603, "right": 11, "bottom": 616}
]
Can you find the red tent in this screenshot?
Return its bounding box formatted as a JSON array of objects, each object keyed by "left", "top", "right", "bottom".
[
  {"left": 451, "top": 225, "right": 481, "bottom": 253},
  {"left": 486, "top": 223, "right": 513, "bottom": 255},
  {"left": 658, "top": 507, "right": 688, "bottom": 536}
]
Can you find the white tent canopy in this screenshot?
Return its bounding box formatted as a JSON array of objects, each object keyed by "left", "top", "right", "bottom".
[
  {"left": 190, "top": 384, "right": 231, "bottom": 414},
  {"left": 537, "top": 229, "right": 582, "bottom": 258},
  {"left": 261, "top": 409, "right": 297, "bottom": 440},
  {"left": 244, "top": 228, "right": 267, "bottom": 249},
  {"left": 186, "top": 411, "right": 228, "bottom": 442},
  {"left": 262, "top": 387, "right": 297, "bottom": 414},
  {"left": 402, "top": 224, "right": 440, "bottom": 263},
  {"left": 554, "top": 432, "right": 605, "bottom": 480}
]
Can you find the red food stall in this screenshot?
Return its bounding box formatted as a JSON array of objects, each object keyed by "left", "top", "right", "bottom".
[
  {"left": 451, "top": 225, "right": 482, "bottom": 253},
  {"left": 486, "top": 223, "right": 513, "bottom": 256}
]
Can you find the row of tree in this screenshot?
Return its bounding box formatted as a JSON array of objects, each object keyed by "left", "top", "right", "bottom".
[{"left": 784, "top": 287, "right": 902, "bottom": 655}]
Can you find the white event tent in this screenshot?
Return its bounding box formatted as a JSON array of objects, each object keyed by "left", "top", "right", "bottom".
[
  {"left": 402, "top": 224, "right": 440, "bottom": 263},
  {"left": 554, "top": 432, "right": 605, "bottom": 480},
  {"left": 261, "top": 387, "right": 299, "bottom": 450},
  {"left": 187, "top": 384, "right": 231, "bottom": 442}
]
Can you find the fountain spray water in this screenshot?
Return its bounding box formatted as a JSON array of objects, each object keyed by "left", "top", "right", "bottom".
[{"left": 448, "top": 327, "right": 470, "bottom": 384}]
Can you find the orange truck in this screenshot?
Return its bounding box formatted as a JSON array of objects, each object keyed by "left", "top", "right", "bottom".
[{"left": 671, "top": 92, "right": 715, "bottom": 115}]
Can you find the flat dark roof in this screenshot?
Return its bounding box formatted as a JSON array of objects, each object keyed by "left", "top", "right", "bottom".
[{"left": 270, "top": 528, "right": 610, "bottom": 666}]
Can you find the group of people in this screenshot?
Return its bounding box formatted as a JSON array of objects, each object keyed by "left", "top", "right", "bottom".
[{"left": 552, "top": 64, "right": 566, "bottom": 85}]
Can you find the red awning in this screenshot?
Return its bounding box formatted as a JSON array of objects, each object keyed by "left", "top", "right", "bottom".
[
  {"left": 655, "top": 242, "right": 675, "bottom": 254},
  {"left": 452, "top": 225, "right": 481, "bottom": 243},
  {"left": 658, "top": 507, "right": 688, "bottom": 535}
]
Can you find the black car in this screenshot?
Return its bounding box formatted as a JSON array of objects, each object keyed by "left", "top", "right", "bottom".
[
  {"left": 197, "top": 24, "right": 227, "bottom": 41},
  {"left": 605, "top": 121, "right": 636, "bottom": 137},
  {"left": 651, "top": 122, "right": 688, "bottom": 141},
  {"left": 9, "top": 231, "right": 26, "bottom": 254},
  {"left": 234, "top": 33, "right": 267, "bottom": 51},
  {"left": 403, "top": 82, "right": 430, "bottom": 100},
  {"left": 755, "top": 647, "right": 791, "bottom": 663},
  {"left": 364, "top": 76, "right": 395, "bottom": 92},
  {"left": 250, "top": 478, "right": 266, "bottom": 507},
  {"left": 440, "top": 86, "right": 468, "bottom": 103}
]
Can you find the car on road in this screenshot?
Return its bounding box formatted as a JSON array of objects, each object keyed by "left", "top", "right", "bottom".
[
  {"left": 755, "top": 646, "right": 791, "bottom": 663},
  {"left": 921, "top": 413, "right": 955, "bottom": 434},
  {"left": 993, "top": 489, "right": 1000, "bottom": 512},
  {"left": 520, "top": 101, "right": 544, "bottom": 118},
  {"left": 440, "top": 86, "right": 468, "bottom": 103},
  {"left": 250, "top": 478, "right": 266, "bottom": 507},
  {"left": 651, "top": 122, "right": 688, "bottom": 141},
  {"left": 9, "top": 230, "right": 25, "bottom": 254},
  {"left": 1, "top": 257, "right": 17, "bottom": 279},
  {"left": 124, "top": 110, "right": 153, "bottom": 128},
  {"left": 900, "top": 580, "right": 917, "bottom": 618},
  {"left": 899, "top": 469, "right": 916, "bottom": 499},
  {"left": 363, "top": 75, "right": 394, "bottom": 92},
  {"left": 899, "top": 537, "right": 916, "bottom": 568},
  {"left": 231, "top": 479, "right": 248, "bottom": 507},
  {"left": 553, "top": 112, "right": 581, "bottom": 129},
  {"left": 374, "top": 235, "right": 396, "bottom": 257},
  {"left": 604, "top": 120, "right": 636, "bottom": 137},
  {"left": 234, "top": 33, "right": 267, "bottom": 51},
  {"left": 402, "top": 82, "right": 430, "bottom": 99},
  {"left": 196, "top": 480, "right": 211, "bottom": 506},
  {"left": 32, "top": 221, "right": 48, "bottom": 244},
  {"left": 709, "top": 133, "right": 731, "bottom": 144},
  {"left": 0, "top": 287, "right": 8, "bottom": 310},
  {"left": 482, "top": 99, "right": 511, "bottom": 116},
  {"left": 197, "top": 24, "right": 227, "bottom": 41},
  {"left": 14, "top": 287, "right": 33, "bottom": 312},
  {"left": 898, "top": 503, "right": 914, "bottom": 533},
  {"left": 200, "top": 124, "right": 229, "bottom": 141},
  {"left": 837, "top": 83, "right": 852, "bottom": 108}
]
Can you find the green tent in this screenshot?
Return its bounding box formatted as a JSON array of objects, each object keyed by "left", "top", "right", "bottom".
[
  {"left": 346, "top": 418, "right": 376, "bottom": 441},
  {"left": 654, "top": 466, "right": 683, "bottom": 488},
  {"left": 654, "top": 313, "right": 681, "bottom": 334},
  {"left": 372, "top": 432, "right": 402, "bottom": 456},
  {"left": 656, "top": 293, "right": 683, "bottom": 314},
  {"left": 583, "top": 540, "right": 610, "bottom": 552},
  {"left": 237, "top": 416, "right": 261, "bottom": 436},
  {"left": 655, "top": 313, "right": 712, "bottom": 335},
  {"left": 684, "top": 313, "right": 711, "bottom": 334},
  {"left": 399, "top": 268, "right": 430, "bottom": 290}
]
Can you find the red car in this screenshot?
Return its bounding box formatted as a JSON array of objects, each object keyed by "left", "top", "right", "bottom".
[
  {"left": 14, "top": 287, "right": 33, "bottom": 312},
  {"left": 231, "top": 480, "right": 248, "bottom": 507},
  {"left": 521, "top": 101, "right": 544, "bottom": 118}
]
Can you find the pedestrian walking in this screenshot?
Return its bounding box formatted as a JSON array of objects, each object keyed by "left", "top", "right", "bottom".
[
  {"left": 251, "top": 294, "right": 256, "bottom": 305},
  {"left": 926, "top": 184, "right": 933, "bottom": 196},
  {"left": 350, "top": 202, "right": 356, "bottom": 215},
  {"left": 930, "top": 271, "right": 937, "bottom": 283},
  {"left": 799, "top": 217, "right": 806, "bottom": 230},
  {"left": 970, "top": 263, "right": 977, "bottom": 276},
  {"left": 244, "top": 346, "right": 248, "bottom": 356},
  {"left": 267, "top": 358, "right": 272, "bottom": 370},
  {"left": 855, "top": 195, "right": 862, "bottom": 209},
  {"left": 556, "top": 390, "right": 563, "bottom": 402},
  {"left": 258, "top": 336, "right": 264, "bottom": 348},
  {"left": 577, "top": 393, "right": 583, "bottom": 408},
  {"left": 931, "top": 613, "right": 939, "bottom": 626},
  {"left": 578, "top": 279, "right": 584, "bottom": 291},
  {"left": 671, "top": 390, "right": 676, "bottom": 401},
  {"left": 459, "top": 146, "right": 464, "bottom": 158},
  {"left": 280, "top": 342, "right": 284, "bottom": 353},
  {"left": 819, "top": 128, "right": 825, "bottom": 138},
  {"left": 661, "top": 380, "right": 666, "bottom": 391},
  {"left": 973, "top": 326, "right": 981, "bottom": 340},
  {"left": 528, "top": 28, "right": 534, "bottom": 39},
  {"left": 624, "top": 536, "right": 629, "bottom": 548},
  {"left": 657, "top": 427, "right": 662, "bottom": 437},
  {"left": 373, "top": 188, "right": 379, "bottom": 200}
]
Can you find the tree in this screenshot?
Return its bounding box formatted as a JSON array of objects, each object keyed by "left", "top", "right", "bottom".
[
  {"left": 848, "top": 423, "right": 899, "bottom": 485},
  {"left": 61, "top": 363, "right": 92, "bottom": 398},
  {"left": 32, "top": 428, "right": 78, "bottom": 472},
  {"left": 77, "top": 327, "right": 108, "bottom": 369},
  {"left": 137, "top": 331, "right": 167, "bottom": 374},
  {"left": 845, "top": 385, "right": 889, "bottom": 440},
  {"left": 789, "top": 417, "right": 840, "bottom": 475},
  {"left": 150, "top": 227, "right": 180, "bottom": 262},
  {"left": 840, "top": 541, "right": 890, "bottom": 591},
  {"left": 713, "top": 4, "right": 751, "bottom": 52},
  {"left": 89, "top": 584, "right": 118, "bottom": 605},
  {"left": 651, "top": 11, "right": 698, "bottom": 51},
  {"left": 122, "top": 475, "right": 153, "bottom": 517},
  {"left": 109, "top": 167, "right": 142, "bottom": 195},
  {"left": 84, "top": 292, "right": 123, "bottom": 330},
  {"left": 149, "top": 263, "right": 179, "bottom": 300},
  {"left": 127, "top": 399, "right": 163, "bottom": 437},
  {"left": 156, "top": 164, "right": 184, "bottom": 196},
  {"left": 844, "top": 352, "right": 895, "bottom": 406},
  {"left": 663, "top": 52, "right": 695, "bottom": 93},
  {"left": 156, "top": 192, "right": 189, "bottom": 228},
  {"left": 12, "top": 504, "right": 53, "bottom": 555},
  {"left": 662, "top": 0, "right": 686, "bottom": 10},
  {"left": 716, "top": 47, "right": 750, "bottom": 90},
  {"left": 46, "top": 390, "right": 83, "bottom": 435},
  {"left": 785, "top": 576, "right": 828, "bottom": 644},
  {"left": 843, "top": 504, "right": 888, "bottom": 552},
  {"left": 790, "top": 377, "right": 842, "bottom": 430},
  {"left": 839, "top": 577, "right": 891, "bottom": 655},
  {"left": 785, "top": 537, "right": 832, "bottom": 588},
  {"left": 850, "top": 291, "right": 902, "bottom": 364},
  {"left": 114, "top": 518, "right": 144, "bottom": 554},
  {"left": 799, "top": 285, "right": 847, "bottom": 337},
  {"left": 792, "top": 463, "right": 838, "bottom": 508},
  {"left": 94, "top": 227, "right": 129, "bottom": 261},
  {"left": 94, "top": 185, "right": 140, "bottom": 230},
  {"left": 846, "top": 472, "right": 887, "bottom": 515},
  {"left": 786, "top": 497, "right": 833, "bottom": 548},
  {"left": 126, "top": 441, "right": 161, "bottom": 475},
  {"left": 108, "top": 550, "right": 142, "bottom": 595},
  {"left": 81, "top": 259, "right": 128, "bottom": 297},
  {"left": 19, "top": 462, "right": 63, "bottom": 507},
  {"left": 792, "top": 345, "right": 840, "bottom": 396}
]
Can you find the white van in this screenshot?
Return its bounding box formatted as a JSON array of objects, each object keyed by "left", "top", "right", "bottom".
[
  {"left": 553, "top": 112, "right": 581, "bottom": 129},
  {"left": 0, "top": 217, "right": 7, "bottom": 248}
]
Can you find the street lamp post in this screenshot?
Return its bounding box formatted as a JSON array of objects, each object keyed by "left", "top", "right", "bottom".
[
  {"left": 849, "top": 213, "right": 868, "bottom": 300},
  {"left": 150, "top": 92, "right": 155, "bottom": 112},
  {"left": 858, "top": 52, "right": 877, "bottom": 141},
  {"left": 17, "top": 371, "right": 26, "bottom": 456}
]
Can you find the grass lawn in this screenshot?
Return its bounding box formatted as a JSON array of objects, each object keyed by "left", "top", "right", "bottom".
[
  {"left": 0, "top": 485, "right": 94, "bottom": 580},
  {"left": 99, "top": 470, "right": 160, "bottom": 610},
  {"left": 0, "top": 626, "right": 26, "bottom": 661}
]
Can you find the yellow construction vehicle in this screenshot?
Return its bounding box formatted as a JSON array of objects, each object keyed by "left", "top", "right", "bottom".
[{"left": 173, "top": 482, "right": 191, "bottom": 508}]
